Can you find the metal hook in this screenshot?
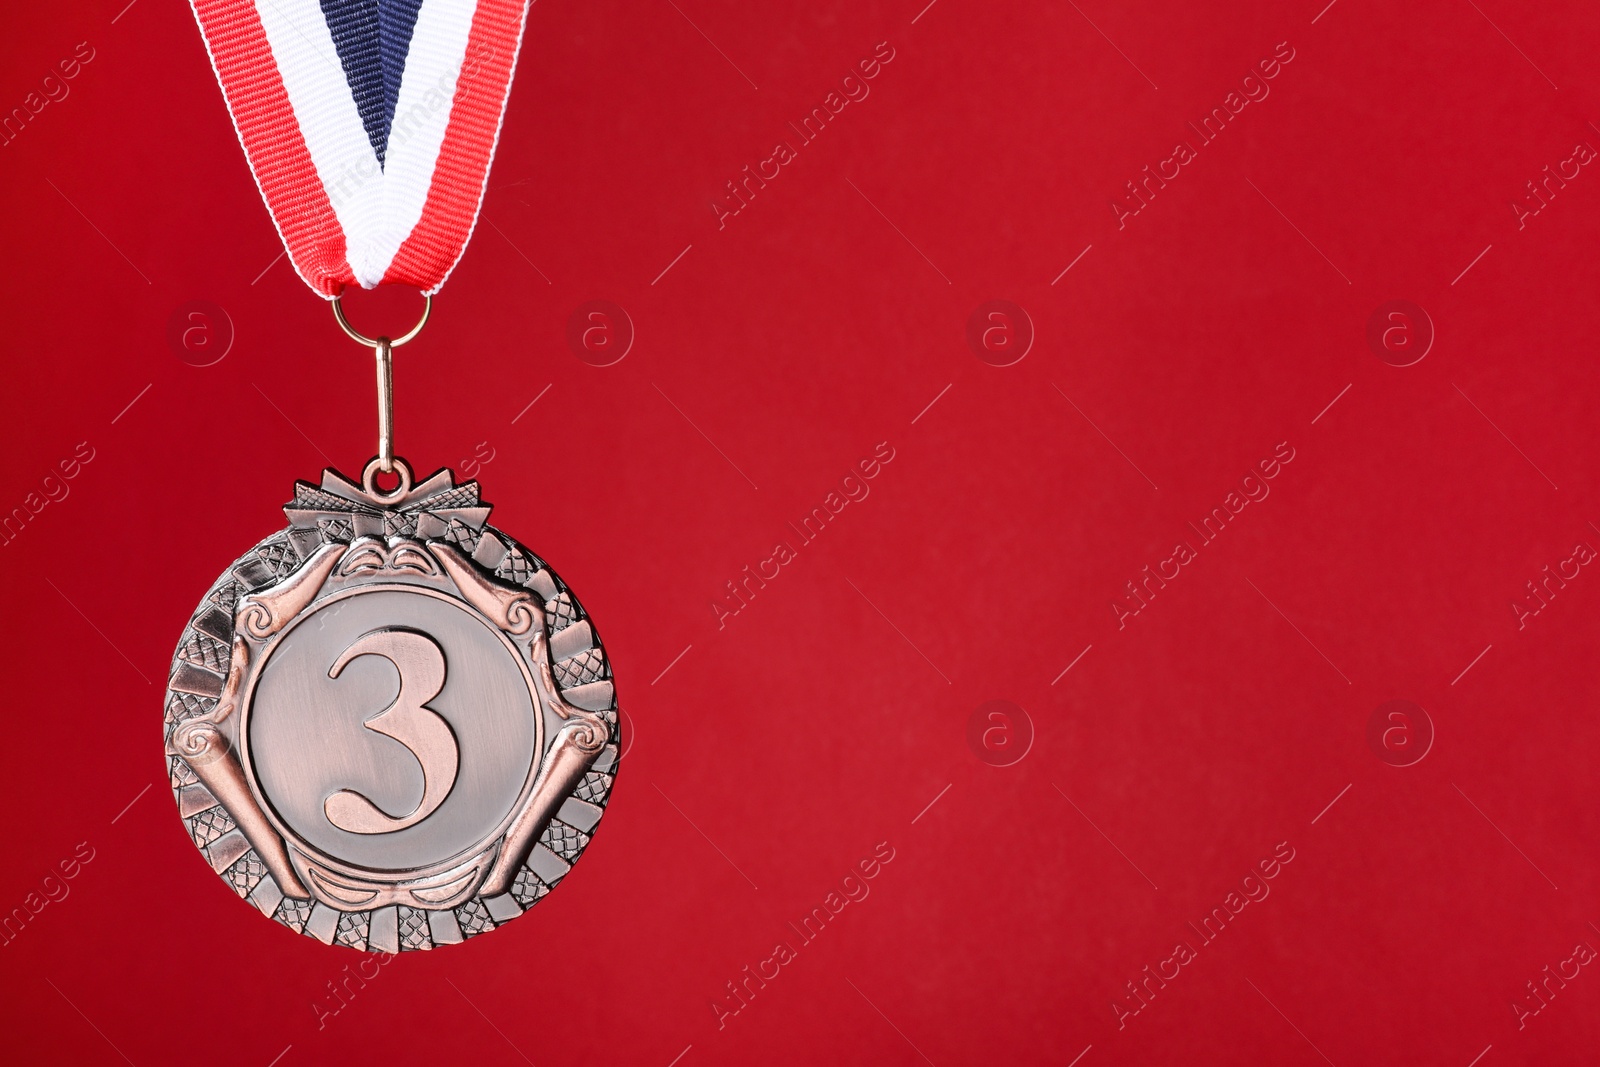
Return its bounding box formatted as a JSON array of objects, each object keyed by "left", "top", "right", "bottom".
[
  {"left": 375, "top": 338, "right": 394, "bottom": 473},
  {"left": 331, "top": 292, "right": 430, "bottom": 475}
]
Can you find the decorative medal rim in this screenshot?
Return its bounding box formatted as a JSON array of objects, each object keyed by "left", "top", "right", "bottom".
[{"left": 163, "top": 457, "right": 619, "bottom": 952}]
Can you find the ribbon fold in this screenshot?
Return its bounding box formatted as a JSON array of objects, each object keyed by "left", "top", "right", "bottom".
[{"left": 190, "top": 0, "right": 530, "bottom": 297}]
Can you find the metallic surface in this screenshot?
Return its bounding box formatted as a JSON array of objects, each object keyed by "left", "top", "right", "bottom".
[
  {"left": 374, "top": 338, "right": 394, "bottom": 472},
  {"left": 331, "top": 291, "right": 432, "bottom": 348},
  {"left": 250, "top": 588, "right": 536, "bottom": 867},
  {"left": 323, "top": 628, "right": 459, "bottom": 835},
  {"left": 164, "top": 457, "right": 618, "bottom": 950}
]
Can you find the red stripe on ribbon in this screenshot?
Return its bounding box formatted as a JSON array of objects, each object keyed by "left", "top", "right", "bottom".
[
  {"left": 383, "top": 1, "right": 527, "bottom": 293},
  {"left": 191, "top": 0, "right": 354, "bottom": 296}
]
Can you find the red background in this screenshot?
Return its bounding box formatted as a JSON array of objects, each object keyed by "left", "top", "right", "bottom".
[{"left": 2, "top": 1, "right": 1599, "bottom": 1064}]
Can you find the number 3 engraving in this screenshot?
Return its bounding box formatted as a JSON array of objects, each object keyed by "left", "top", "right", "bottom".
[{"left": 324, "top": 629, "right": 459, "bottom": 835}]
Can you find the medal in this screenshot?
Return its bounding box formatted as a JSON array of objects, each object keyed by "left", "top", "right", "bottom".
[{"left": 168, "top": 0, "right": 617, "bottom": 951}]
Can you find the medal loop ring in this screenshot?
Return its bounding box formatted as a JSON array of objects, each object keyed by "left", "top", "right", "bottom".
[
  {"left": 361, "top": 454, "right": 414, "bottom": 501},
  {"left": 331, "top": 292, "right": 432, "bottom": 348}
]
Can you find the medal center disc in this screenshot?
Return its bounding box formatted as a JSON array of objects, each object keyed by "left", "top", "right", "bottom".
[{"left": 246, "top": 586, "right": 539, "bottom": 872}]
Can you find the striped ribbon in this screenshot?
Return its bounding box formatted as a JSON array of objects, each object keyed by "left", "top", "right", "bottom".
[{"left": 190, "top": 0, "right": 530, "bottom": 297}]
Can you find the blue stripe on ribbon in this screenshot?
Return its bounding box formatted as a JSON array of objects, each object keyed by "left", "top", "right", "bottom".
[{"left": 319, "top": 0, "right": 425, "bottom": 167}]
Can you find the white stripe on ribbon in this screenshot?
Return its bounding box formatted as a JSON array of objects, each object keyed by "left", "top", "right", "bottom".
[
  {"left": 375, "top": 0, "right": 478, "bottom": 286},
  {"left": 253, "top": 0, "right": 478, "bottom": 288},
  {"left": 252, "top": 0, "right": 373, "bottom": 275}
]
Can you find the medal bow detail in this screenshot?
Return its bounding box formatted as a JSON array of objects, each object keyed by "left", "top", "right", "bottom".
[{"left": 282, "top": 465, "right": 490, "bottom": 557}]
